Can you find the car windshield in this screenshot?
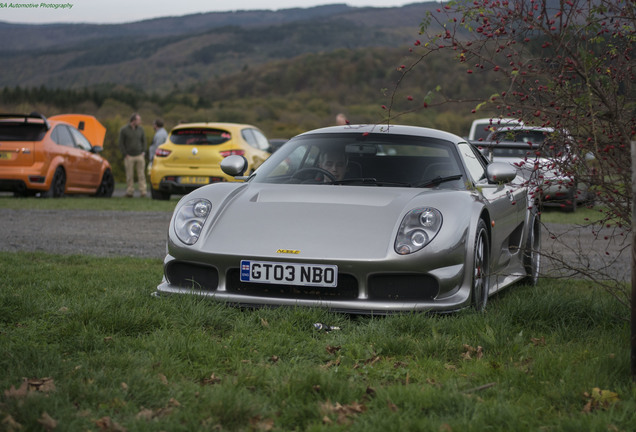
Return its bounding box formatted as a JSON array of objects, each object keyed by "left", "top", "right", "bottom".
[
  {"left": 170, "top": 128, "right": 231, "bottom": 145},
  {"left": 250, "top": 132, "right": 466, "bottom": 188},
  {"left": 0, "top": 122, "right": 47, "bottom": 141}
]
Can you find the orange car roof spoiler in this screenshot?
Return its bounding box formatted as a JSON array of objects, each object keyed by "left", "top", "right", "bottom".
[{"left": 50, "top": 114, "right": 106, "bottom": 148}]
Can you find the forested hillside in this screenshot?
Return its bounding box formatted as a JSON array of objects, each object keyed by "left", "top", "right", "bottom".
[
  {"left": 0, "top": 3, "right": 438, "bottom": 92},
  {"left": 0, "top": 2, "right": 501, "bottom": 181}
]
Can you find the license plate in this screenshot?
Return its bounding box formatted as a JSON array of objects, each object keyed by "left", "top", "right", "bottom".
[
  {"left": 0, "top": 152, "right": 12, "bottom": 160},
  {"left": 179, "top": 176, "right": 209, "bottom": 185},
  {"left": 240, "top": 260, "right": 338, "bottom": 288}
]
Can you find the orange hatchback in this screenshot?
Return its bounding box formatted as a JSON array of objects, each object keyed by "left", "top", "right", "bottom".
[{"left": 0, "top": 112, "right": 114, "bottom": 198}]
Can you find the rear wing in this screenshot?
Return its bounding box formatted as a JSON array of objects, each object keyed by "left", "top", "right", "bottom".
[
  {"left": 50, "top": 114, "right": 106, "bottom": 148},
  {"left": 0, "top": 112, "right": 50, "bottom": 129}
]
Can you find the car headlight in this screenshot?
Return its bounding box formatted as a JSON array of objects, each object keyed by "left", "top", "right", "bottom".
[
  {"left": 395, "top": 207, "right": 442, "bottom": 255},
  {"left": 174, "top": 199, "right": 212, "bottom": 245}
]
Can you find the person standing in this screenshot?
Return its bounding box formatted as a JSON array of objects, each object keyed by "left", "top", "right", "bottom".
[
  {"left": 119, "top": 113, "right": 147, "bottom": 197},
  {"left": 148, "top": 118, "right": 168, "bottom": 173}
]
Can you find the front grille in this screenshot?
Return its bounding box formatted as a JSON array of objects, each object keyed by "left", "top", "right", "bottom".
[
  {"left": 226, "top": 269, "right": 358, "bottom": 300},
  {"left": 165, "top": 261, "right": 219, "bottom": 291},
  {"left": 368, "top": 274, "right": 439, "bottom": 301}
]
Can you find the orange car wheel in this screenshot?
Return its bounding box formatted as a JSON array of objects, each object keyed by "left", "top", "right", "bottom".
[{"left": 43, "top": 167, "right": 66, "bottom": 198}]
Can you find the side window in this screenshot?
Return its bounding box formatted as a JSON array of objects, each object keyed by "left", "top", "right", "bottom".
[
  {"left": 51, "top": 125, "right": 74, "bottom": 147},
  {"left": 250, "top": 129, "right": 270, "bottom": 151},
  {"left": 457, "top": 142, "right": 486, "bottom": 182},
  {"left": 242, "top": 129, "right": 270, "bottom": 151},
  {"left": 241, "top": 129, "right": 259, "bottom": 149},
  {"left": 69, "top": 127, "right": 92, "bottom": 151}
]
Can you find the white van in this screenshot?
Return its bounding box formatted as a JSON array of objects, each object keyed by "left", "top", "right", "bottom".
[{"left": 468, "top": 117, "right": 523, "bottom": 141}]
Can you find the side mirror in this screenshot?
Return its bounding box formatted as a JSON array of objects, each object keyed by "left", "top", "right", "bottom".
[
  {"left": 486, "top": 162, "right": 517, "bottom": 184},
  {"left": 91, "top": 146, "right": 103, "bottom": 154},
  {"left": 221, "top": 154, "right": 249, "bottom": 177}
]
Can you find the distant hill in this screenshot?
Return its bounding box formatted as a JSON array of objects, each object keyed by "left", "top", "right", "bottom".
[{"left": 0, "top": 2, "right": 439, "bottom": 93}]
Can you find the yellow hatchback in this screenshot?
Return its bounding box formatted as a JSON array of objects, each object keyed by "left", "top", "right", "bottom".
[{"left": 149, "top": 122, "right": 271, "bottom": 200}]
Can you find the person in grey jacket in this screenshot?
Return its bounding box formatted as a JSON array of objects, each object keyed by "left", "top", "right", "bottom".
[
  {"left": 148, "top": 118, "right": 168, "bottom": 169},
  {"left": 119, "top": 113, "right": 147, "bottom": 197}
]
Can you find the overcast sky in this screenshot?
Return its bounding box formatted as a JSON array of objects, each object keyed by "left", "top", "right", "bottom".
[{"left": 1, "top": 0, "right": 413, "bottom": 24}]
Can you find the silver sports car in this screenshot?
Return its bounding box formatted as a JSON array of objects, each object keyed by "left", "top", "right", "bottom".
[{"left": 155, "top": 125, "right": 541, "bottom": 314}]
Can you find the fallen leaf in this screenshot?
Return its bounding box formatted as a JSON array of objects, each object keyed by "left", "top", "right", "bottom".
[
  {"left": 120, "top": 382, "right": 128, "bottom": 391},
  {"left": 269, "top": 355, "right": 279, "bottom": 363},
  {"left": 530, "top": 337, "right": 546, "bottom": 346},
  {"left": 319, "top": 400, "right": 367, "bottom": 425},
  {"left": 202, "top": 373, "right": 221, "bottom": 385},
  {"left": 135, "top": 409, "right": 154, "bottom": 420},
  {"left": 387, "top": 400, "right": 399, "bottom": 412},
  {"left": 95, "top": 416, "right": 127, "bottom": 432},
  {"left": 168, "top": 398, "right": 180, "bottom": 407},
  {"left": 37, "top": 413, "right": 57, "bottom": 431},
  {"left": 28, "top": 377, "right": 56, "bottom": 393},
  {"left": 321, "top": 358, "right": 341, "bottom": 369},
  {"left": 461, "top": 345, "right": 484, "bottom": 360},
  {"left": 2, "top": 414, "right": 23, "bottom": 432},
  {"left": 364, "top": 355, "right": 381, "bottom": 366},
  {"left": 249, "top": 415, "right": 274, "bottom": 431},
  {"left": 260, "top": 318, "right": 269, "bottom": 327},
  {"left": 4, "top": 380, "right": 29, "bottom": 399},
  {"left": 326, "top": 345, "right": 341, "bottom": 355},
  {"left": 583, "top": 387, "right": 620, "bottom": 412},
  {"left": 158, "top": 374, "right": 168, "bottom": 385}
]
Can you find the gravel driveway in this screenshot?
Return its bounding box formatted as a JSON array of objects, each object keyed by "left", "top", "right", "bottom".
[{"left": 0, "top": 208, "right": 630, "bottom": 281}]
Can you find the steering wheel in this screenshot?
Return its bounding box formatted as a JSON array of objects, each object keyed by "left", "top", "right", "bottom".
[{"left": 291, "top": 167, "right": 337, "bottom": 182}]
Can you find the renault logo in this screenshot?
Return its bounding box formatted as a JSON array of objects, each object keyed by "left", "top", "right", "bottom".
[{"left": 192, "top": 148, "right": 198, "bottom": 155}]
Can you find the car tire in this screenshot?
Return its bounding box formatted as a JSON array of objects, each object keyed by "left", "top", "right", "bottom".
[
  {"left": 43, "top": 167, "right": 65, "bottom": 198},
  {"left": 151, "top": 188, "right": 170, "bottom": 200},
  {"left": 523, "top": 208, "right": 541, "bottom": 286},
  {"left": 471, "top": 219, "right": 490, "bottom": 311},
  {"left": 94, "top": 169, "right": 115, "bottom": 198}
]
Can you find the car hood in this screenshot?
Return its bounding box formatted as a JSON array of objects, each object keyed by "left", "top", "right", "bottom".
[{"left": 190, "top": 184, "right": 459, "bottom": 261}]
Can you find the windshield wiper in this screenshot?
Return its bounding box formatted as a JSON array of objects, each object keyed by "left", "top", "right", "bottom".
[
  {"left": 416, "top": 174, "right": 463, "bottom": 188},
  {"left": 329, "top": 178, "right": 413, "bottom": 187}
]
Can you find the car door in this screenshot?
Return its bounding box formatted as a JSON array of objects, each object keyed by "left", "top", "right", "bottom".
[
  {"left": 68, "top": 126, "right": 102, "bottom": 188},
  {"left": 457, "top": 142, "right": 527, "bottom": 276},
  {"left": 50, "top": 125, "right": 80, "bottom": 188}
]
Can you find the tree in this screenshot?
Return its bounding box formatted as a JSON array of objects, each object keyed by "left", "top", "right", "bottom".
[{"left": 392, "top": 0, "right": 635, "bottom": 379}]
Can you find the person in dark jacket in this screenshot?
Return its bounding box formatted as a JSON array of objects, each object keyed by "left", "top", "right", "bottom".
[{"left": 119, "top": 113, "right": 147, "bottom": 197}]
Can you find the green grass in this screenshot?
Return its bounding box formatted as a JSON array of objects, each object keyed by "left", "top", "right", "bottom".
[{"left": 1, "top": 251, "right": 634, "bottom": 431}]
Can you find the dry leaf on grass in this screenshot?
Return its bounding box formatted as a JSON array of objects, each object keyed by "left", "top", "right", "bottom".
[
  {"left": 461, "top": 345, "right": 483, "bottom": 360},
  {"left": 325, "top": 345, "right": 341, "bottom": 355},
  {"left": 249, "top": 415, "right": 275, "bottom": 431},
  {"left": 582, "top": 387, "right": 620, "bottom": 412},
  {"left": 4, "top": 378, "right": 56, "bottom": 399},
  {"left": 2, "top": 415, "right": 23, "bottom": 432},
  {"left": 202, "top": 373, "right": 221, "bottom": 385},
  {"left": 95, "top": 416, "right": 127, "bottom": 432},
  {"left": 37, "top": 412, "right": 57, "bottom": 431},
  {"left": 320, "top": 400, "right": 367, "bottom": 425}
]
